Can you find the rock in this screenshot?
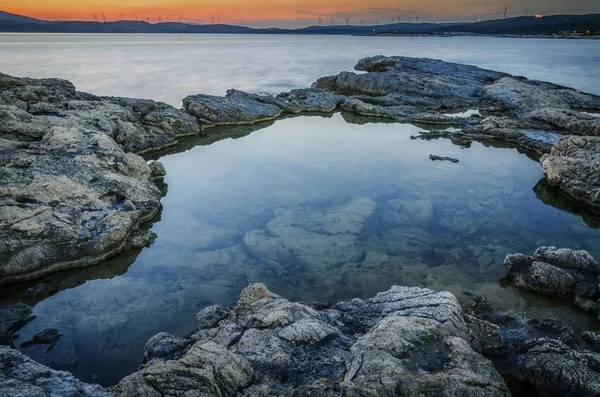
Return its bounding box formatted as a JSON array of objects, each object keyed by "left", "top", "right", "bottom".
[
  {"left": 384, "top": 198, "right": 433, "bottom": 228},
  {"left": 148, "top": 161, "right": 166, "bottom": 182},
  {"left": 504, "top": 248, "right": 600, "bottom": 314},
  {"left": 0, "top": 303, "right": 34, "bottom": 346},
  {"left": 0, "top": 345, "right": 109, "bottom": 396},
  {"left": 0, "top": 125, "right": 162, "bottom": 284},
  {"left": 541, "top": 136, "right": 600, "bottom": 210},
  {"left": 465, "top": 297, "right": 600, "bottom": 396},
  {"left": 183, "top": 89, "right": 283, "bottom": 127},
  {"left": 20, "top": 328, "right": 62, "bottom": 352},
  {"left": 504, "top": 254, "right": 576, "bottom": 296},
  {"left": 483, "top": 77, "right": 600, "bottom": 136},
  {"left": 534, "top": 246, "right": 599, "bottom": 272},
  {"left": 275, "top": 88, "right": 345, "bottom": 113},
  {"left": 112, "top": 284, "right": 509, "bottom": 396},
  {"left": 464, "top": 314, "right": 506, "bottom": 356},
  {"left": 243, "top": 198, "right": 375, "bottom": 268},
  {"left": 519, "top": 338, "right": 600, "bottom": 396},
  {"left": 0, "top": 73, "right": 173, "bottom": 284},
  {"left": 429, "top": 154, "right": 460, "bottom": 163},
  {"left": 142, "top": 332, "right": 191, "bottom": 365}
]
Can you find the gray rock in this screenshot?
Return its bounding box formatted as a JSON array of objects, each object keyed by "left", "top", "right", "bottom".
[
  {"left": 504, "top": 254, "right": 576, "bottom": 296},
  {"left": 112, "top": 284, "right": 509, "bottom": 396},
  {"left": 0, "top": 345, "right": 109, "bottom": 397},
  {"left": 504, "top": 248, "right": 600, "bottom": 314},
  {"left": 465, "top": 297, "right": 600, "bottom": 396},
  {"left": 142, "top": 332, "right": 191, "bottom": 365},
  {"left": 430, "top": 154, "right": 460, "bottom": 163},
  {"left": 183, "top": 89, "right": 283, "bottom": 126},
  {"left": 519, "top": 338, "right": 600, "bottom": 397},
  {"left": 464, "top": 314, "right": 506, "bottom": 356},
  {"left": 541, "top": 136, "right": 600, "bottom": 210},
  {"left": 0, "top": 73, "right": 175, "bottom": 284},
  {"left": 0, "top": 303, "right": 34, "bottom": 346},
  {"left": 483, "top": 77, "right": 600, "bottom": 136},
  {"left": 534, "top": 246, "right": 599, "bottom": 272}
]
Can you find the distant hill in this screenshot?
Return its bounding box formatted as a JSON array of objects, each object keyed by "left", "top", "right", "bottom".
[
  {"left": 0, "top": 10, "right": 598, "bottom": 36},
  {"left": 0, "top": 10, "right": 47, "bottom": 24},
  {"left": 438, "top": 14, "right": 600, "bottom": 35}
]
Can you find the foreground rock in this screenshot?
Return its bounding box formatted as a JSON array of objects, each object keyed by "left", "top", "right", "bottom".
[
  {"left": 111, "top": 284, "right": 510, "bottom": 396},
  {"left": 541, "top": 135, "right": 600, "bottom": 209},
  {"left": 504, "top": 246, "right": 600, "bottom": 313},
  {"left": 466, "top": 296, "right": 600, "bottom": 397},
  {"left": 0, "top": 73, "right": 195, "bottom": 283},
  {"left": 0, "top": 345, "right": 109, "bottom": 397}
]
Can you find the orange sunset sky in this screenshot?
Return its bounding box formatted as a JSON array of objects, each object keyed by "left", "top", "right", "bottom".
[{"left": 2, "top": 0, "right": 599, "bottom": 27}]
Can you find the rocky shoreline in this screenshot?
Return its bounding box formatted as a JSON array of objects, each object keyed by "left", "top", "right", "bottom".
[{"left": 2, "top": 56, "right": 600, "bottom": 395}]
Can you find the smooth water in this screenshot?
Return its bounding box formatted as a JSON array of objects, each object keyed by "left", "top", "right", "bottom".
[
  {"left": 1, "top": 34, "right": 600, "bottom": 386},
  {"left": 1, "top": 34, "right": 600, "bottom": 105},
  {"left": 4, "top": 113, "right": 600, "bottom": 386}
]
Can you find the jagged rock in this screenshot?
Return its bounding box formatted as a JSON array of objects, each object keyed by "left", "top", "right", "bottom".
[
  {"left": 483, "top": 77, "right": 600, "bottom": 136},
  {"left": 534, "top": 246, "right": 599, "bottom": 272},
  {"left": 504, "top": 254, "right": 576, "bottom": 295},
  {"left": 275, "top": 88, "right": 345, "bottom": 113},
  {"left": 112, "top": 284, "right": 509, "bottom": 396},
  {"left": 148, "top": 161, "right": 166, "bottom": 182},
  {"left": 0, "top": 345, "right": 109, "bottom": 397},
  {"left": 142, "top": 332, "right": 191, "bottom": 365},
  {"left": 504, "top": 248, "right": 600, "bottom": 314},
  {"left": 0, "top": 125, "right": 162, "bottom": 284},
  {"left": 465, "top": 297, "right": 600, "bottom": 397},
  {"left": 541, "top": 136, "right": 600, "bottom": 210},
  {"left": 0, "top": 303, "right": 34, "bottom": 346},
  {"left": 315, "top": 55, "right": 507, "bottom": 103},
  {"left": 183, "top": 89, "right": 283, "bottom": 126},
  {"left": 519, "top": 338, "right": 600, "bottom": 396},
  {"left": 464, "top": 314, "right": 506, "bottom": 356}
]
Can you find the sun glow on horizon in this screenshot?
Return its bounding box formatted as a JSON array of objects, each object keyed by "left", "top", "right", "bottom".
[{"left": 2, "top": 0, "right": 600, "bottom": 27}]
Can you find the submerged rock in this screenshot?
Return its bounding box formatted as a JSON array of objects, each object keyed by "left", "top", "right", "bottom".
[
  {"left": 429, "top": 154, "right": 460, "bottom": 163},
  {"left": 20, "top": 328, "right": 62, "bottom": 352},
  {"left": 243, "top": 198, "right": 376, "bottom": 268},
  {"left": 111, "top": 283, "right": 509, "bottom": 396}
]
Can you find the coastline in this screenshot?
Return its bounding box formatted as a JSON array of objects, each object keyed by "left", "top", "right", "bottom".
[{"left": 1, "top": 55, "right": 600, "bottom": 395}]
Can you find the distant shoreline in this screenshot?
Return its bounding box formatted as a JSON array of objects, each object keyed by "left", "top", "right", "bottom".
[{"left": 1, "top": 10, "right": 599, "bottom": 37}]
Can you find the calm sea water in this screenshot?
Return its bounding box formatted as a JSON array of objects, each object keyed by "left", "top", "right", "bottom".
[
  {"left": 1, "top": 34, "right": 599, "bottom": 105},
  {"left": 1, "top": 34, "right": 600, "bottom": 386}
]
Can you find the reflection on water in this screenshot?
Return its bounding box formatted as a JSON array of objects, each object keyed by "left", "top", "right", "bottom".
[{"left": 5, "top": 113, "right": 600, "bottom": 386}]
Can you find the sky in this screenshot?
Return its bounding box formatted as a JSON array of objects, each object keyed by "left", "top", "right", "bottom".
[{"left": 2, "top": 0, "right": 600, "bottom": 28}]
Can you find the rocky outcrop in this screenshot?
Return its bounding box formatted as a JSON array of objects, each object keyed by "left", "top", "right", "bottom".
[
  {"left": 111, "top": 283, "right": 509, "bottom": 396},
  {"left": 0, "top": 73, "right": 193, "bottom": 284},
  {"left": 0, "top": 345, "right": 109, "bottom": 397},
  {"left": 504, "top": 246, "right": 599, "bottom": 313},
  {"left": 541, "top": 135, "right": 600, "bottom": 209},
  {"left": 0, "top": 303, "right": 34, "bottom": 346},
  {"left": 466, "top": 296, "right": 600, "bottom": 397}
]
